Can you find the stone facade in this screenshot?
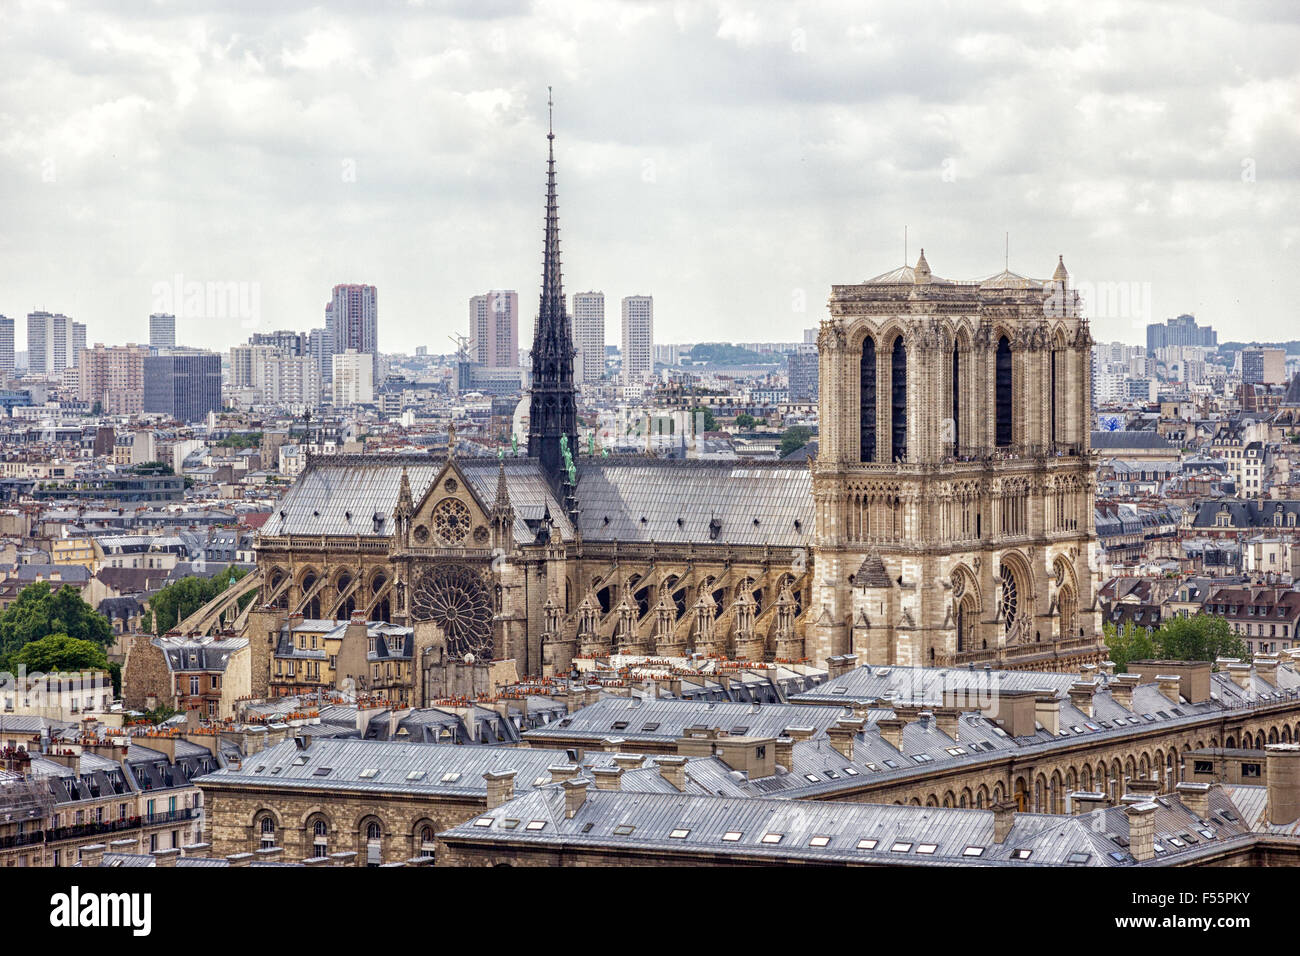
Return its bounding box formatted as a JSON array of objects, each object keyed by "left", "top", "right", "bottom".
[{"left": 809, "top": 253, "right": 1103, "bottom": 671}]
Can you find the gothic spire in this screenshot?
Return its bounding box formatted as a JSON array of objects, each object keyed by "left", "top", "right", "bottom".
[{"left": 527, "top": 87, "right": 579, "bottom": 497}]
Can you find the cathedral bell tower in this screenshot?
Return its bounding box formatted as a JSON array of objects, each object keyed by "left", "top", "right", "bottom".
[{"left": 526, "top": 88, "right": 580, "bottom": 503}]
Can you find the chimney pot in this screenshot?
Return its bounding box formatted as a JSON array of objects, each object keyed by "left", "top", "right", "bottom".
[
  {"left": 483, "top": 768, "right": 518, "bottom": 809},
  {"left": 655, "top": 755, "right": 688, "bottom": 791},
  {"left": 877, "top": 718, "right": 906, "bottom": 752},
  {"left": 1175, "top": 782, "right": 1211, "bottom": 820},
  {"left": 151, "top": 847, "right": 181, "bottom": 867},
  {"left": 591, "top": 766, "right": 624, "bottom": 791},
  {"left": 1125, "top": 801, "right": 1157, "bottom": 862},
  {"left": 992, "top": 800, "right": 1017, "bottom": 843},
  {"left": 562, "top": 778, "right": 589, "bottom": 818}
]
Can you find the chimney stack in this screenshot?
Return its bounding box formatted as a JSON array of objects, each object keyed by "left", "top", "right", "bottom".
[
  {"left": 827, "top": 718, "right": 864, "bottom": 760},
  {"left": 992, "top": 800, "right": 1017, "bottom": 843},
  {"left": 1067, "top": 681, "right": 1097, "bottom": 718},
  {"left": 876, "top": 718, "right": 906, "bottom": 752},
  {"left": 1266, "top": 744, "right": 1300, "bottom": 826},
  {"left": 1155, "top": 675, "right": 1182, "bottom": 705},
  {"left": 774, "top": 736, "right": 794, "bottom": 771},
  {"left": 151, "top": 848, "right": 181, "bottom": 867},
  {"left": 933, "top": 707, "right": 961, "bottom": 742},
  {"left": 1124, "top": 801, "right": 1157, "bottom": 862},
  {"left": 591, "top": 766, "right": 623, "bottom": 791},
  {"left": 331, "top": 851, "right": 358, "bottom": 867},
  {"left": 1175, "top": 782, "right": 1211, "bottom": 820},
  {"left": 612, "top": 753, "right": 645, "bottom": 773},
  {"left": 783, "top": 726, "right": 816, "bottom": 742},
  {"left": 1034, "top": 695, "right": 1060, "bottom": 736},
  {"left": 1098, "top": 660, "right": 1115, "bottom": 677},
  {"left": 563, "top": 778, "right": 589, "bottom": 818},
  {"left": 79, "top": 843, "right": 106, "bottom": 867},
  {"left": 655, "top": 755, "right": 688, "bottom": 791},
  {"left": 548, "top": 763, "right": 580, "bottom": 784},
  {"left": 181, "top": 842, "right": 211, "bottom": 859},
  {"left": 483, "top": 769, "right": 517, "bottom": 809},
  {"left": 226, "top": 852, "right": 254, "bottom": 867},
  {"left": 254, "top": 847, "right": 284, "bottom": 863},
  {"left": 1109, "top": 675, "right": 1140, "bottom": 710},
  {"left": 1254, "top": 655, "right": 1279, "bottom": 686},
  {"left": 1225, "top": 662, "right": 1252, "bottom": 691},
  {"left": 1069, "top": 792, "right": 1107, "bottom": 816}
]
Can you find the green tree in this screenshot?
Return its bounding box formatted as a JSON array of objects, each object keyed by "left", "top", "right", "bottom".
[
  {"left": 780, "top": 425, "right": 814, "bottom": 458},
  {"left": 0, "top": 582, "right": 113, "bottom": 660},
  {"left": 1103, "top": 621, "right": 1156, "bottom": 672},
  {"left": 735, "top": 413, "right": 756, "bottom": 429},
  {"left": 1155, "top": 614, "right": 1251, "bottom": 664},
  {"left": 147, "top": 566, "right": 248, "bottom": 635},
  {"left": 131, "top": 461, "right": 174, "bottom": 475},
  {"left": 8, "top": 633, "right": 109, "bottom": 672}
]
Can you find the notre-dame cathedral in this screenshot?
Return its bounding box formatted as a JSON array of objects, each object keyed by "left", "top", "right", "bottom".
[{"left": 212, "top": 109, "right": 1103, "bottom": 700}]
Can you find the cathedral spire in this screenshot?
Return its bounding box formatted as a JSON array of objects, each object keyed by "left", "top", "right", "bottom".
[{"left": 527, "top": 87, "right": 579, "bottom": 498}]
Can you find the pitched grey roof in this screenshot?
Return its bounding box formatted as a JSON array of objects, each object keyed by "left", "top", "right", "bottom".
[
  {"left": 194, "top": 738, "right": 576, "bottom": 797},
  {"left": 573, "top": 458, "right": 812, "bottom": 548}
]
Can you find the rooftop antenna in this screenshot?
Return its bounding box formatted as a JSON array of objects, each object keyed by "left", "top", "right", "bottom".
[{"left": 548, "top": 85, "right": 554, "bottom": 140}]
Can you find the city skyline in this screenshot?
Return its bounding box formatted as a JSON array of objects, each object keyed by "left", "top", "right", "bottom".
[{"left": 1, "top": 2, "right": 1296, "bottom": 355}]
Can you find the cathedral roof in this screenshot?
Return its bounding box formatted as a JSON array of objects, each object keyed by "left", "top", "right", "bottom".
[
  {"left": 1284, "top": 372, "right": 1300, "bottom": 406},
  {"left": 573, "top": 458, "right": 813, "bottom": 548}
]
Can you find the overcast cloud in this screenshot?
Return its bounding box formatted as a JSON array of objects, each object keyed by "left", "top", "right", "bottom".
[{"left": 1, "top": 0, "right": 1297, "bottom": 353}]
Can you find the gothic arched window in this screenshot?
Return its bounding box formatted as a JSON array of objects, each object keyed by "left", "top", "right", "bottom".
[
  {"left": 995, "top": 336, "right": 1013, "bottom": 447},
  {"left": 891, "top": 337, "right": 907, "bottom": 461},
  {"left": 860, "top": 336, "right": 877, "bottom": 462}
]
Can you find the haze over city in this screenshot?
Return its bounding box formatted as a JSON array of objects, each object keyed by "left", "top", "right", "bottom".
[{"left": 2, "top": 0, "right": 1297, "bottom": 352}]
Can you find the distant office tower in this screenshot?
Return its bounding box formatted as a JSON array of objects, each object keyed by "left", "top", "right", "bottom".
[
  {"left": 1242, "top": 347, "right": 1287, "bottom": 385},
  {"left": 1146, "top": 314, "right": 1216, "bottom": 352},
  {"left": 328, "top": 284, "right": 378, "bottom": 376},
  {"left": 332, "top": 349, "right": 375, "bottom": 406},
  {"left": 469, "top": 291, "right": 519, "bottom": 368},
  {"left": 621, "top": 295, "right": 654, "bottom": 385},
  {"left": 231, "top": 345, "right": 320, "bottom": 407},
  {"left": 803, "top": 328, "right": 819, "bottom": 345},
  {"left": 79, "top": 344, "right": 148, "bottom": 415},
  {"left": 26, "top": 311, "right": 80, "bottom": 374},
  {"left": 571, "top": 291, "right": 605, "bottom": 384},
  {"left": 309, "top": 327, "right": 334, "bottom": 384},
  {"left": 0, "top": 316, "right": 13, "bottom": 377},
  {"left": 149, "top": 313, "right": 176, "bottom": 349},
  {"left": 788, "top": 343, "right": 819, "bottom": 403},
  {"left": 250, "top": 330, "right": 306, "bottom": 355},
  {"left": 143, "top": 352, "right": 222, "bottom": 423}
]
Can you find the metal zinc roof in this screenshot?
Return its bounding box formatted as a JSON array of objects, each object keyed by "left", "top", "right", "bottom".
[
  {"left": 524, "top": 698, "right": 849, "bottom": 744},
  {"left": 443, "top": 788, "right": 1122, "bottom": 866},
  {"left": 195, "top": 738, "right": 570, "bottom": 797},
  {"left": 572, "top": 459, "right": 812, "bottom": 548},
  {"left": 793, "top": 664, "right": 1083, "bottom": 706}
]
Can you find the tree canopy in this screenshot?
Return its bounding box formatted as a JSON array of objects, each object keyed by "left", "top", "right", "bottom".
[
  {"left": 780, "top": 425, "right": 813, "bottom": 458},
  {"left": 147, "top": 566, "right": 248, "bottom": 635},
  {"left": 1104, "top": 614, "right": 1251, "bottom": 672},
  {"left": 0, "top": 582, "right": 113, "bottom": 661},
  {"left": 8, "top": 633, "right": 109, "bottom": 672}
]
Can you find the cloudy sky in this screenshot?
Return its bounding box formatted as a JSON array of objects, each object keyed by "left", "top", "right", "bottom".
[{"left": 1, "top": 0, "right": 1297, "bottom": 355}]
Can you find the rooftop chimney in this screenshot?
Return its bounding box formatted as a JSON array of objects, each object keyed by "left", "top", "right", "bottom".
[
  {"left": 783, "top": 726, "right": 816, "bottom": 742},
  {"left": 1034, "top": 695, "right": 1060, "bottom": 736},
  {"left": 548, "top": 763, "right": 580, "bottom": 784},
  {"left": 827, "top": 718, "right": 864, "bottom": 760},
  {"left": 656, "top": 755, "right": 688, "bottom": 791},
  {"left": 933, "top": 707, "right": 961, "bottom": 742},
  {"left": 1155, "top": 675, "right": 1182, "bottom": 705},
  {"left": 1125, "top": 801, "right": 1157, "bottom": 862},
  {"left": 151, "top": 848, "right": 181, "bottom": 867},
  {"left": 1069, "top": 792, "right": 1107, "bottom": 816},
  {"left": 774, "top": 736, "right": 793, "bottom": 771},
  {"left": 1099, "top": 660, "right": 1115, "bottom": 677},
  {"left": 563, "top": 778, "right": 589, "bottom": 818},
  {"left": 992, "top": 800, "right": 1017, "bottom": 843},
  {"left": 483, "top": 769, "right": 517, "bottom": 809},
  {"left": 331, "top": 851, "right": 357, "bottom": 867},
  {"left": 1109, "top": 675, "right": 1140, "bottom": 710},
  {"left": 1254, "top": 655, "right": 1279, "bottom": 686},
  {"left": 180, "top": 842, "right": 211, "bottom": 859},
  {"left": 591, "top": 766, "right": 623, "bottom": 791},
  {"left": 1266, "top": 744, "right": 1300, "bottom": 826},
  {"left": 254, "top": 847, "right": 284, "bottom": 863},
  {"left": 1227, "top": 663, "right": 1252, "bottom": 691},
  {"left": 1068, "top": 681, "right": 1097, "bottom": 718},
  {"left": 226, "top": 852, "right": 254, "bottom": 867},
  {"left": 1175, "top": 782, "right": 1211, "bottom": 820},
  {"left": 79, "top": 843, "right": 106, "bottom": 867},
  {"left": 876, "top": 718, "right": 906, "bottom": 752},
  {"left": 612, "top": 753, "right": 645, "bottom": 773}
]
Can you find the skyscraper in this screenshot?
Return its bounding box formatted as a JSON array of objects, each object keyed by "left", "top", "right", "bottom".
[
  {"left": 149, "top": 313, "right": 176, "bottom": 349},
  {"left": 469, "top": 291, "right": 519, "bottom": 367},
  {"left": 572, "top": 291, "right": 605, "bottom": 385},
  {"left": 788, "top": 343, "right": 819, "bottom": 403},
  {"left": 309, "top": 327, "right": 334, "bottom": 384},
  {"left": 1146, "top": 314, "right": 1216, "bottom": 352},
  {"left": 0, "top": 316, "right": 13, "bottom": 378},
  {"left": 26, "top": 311, "right": 80, "bottom": 374},
  {"left": 527, "top": 91, "right": 578, "bottom": 496},
  {"left": 620, "top": 295, "right": 654, "bottom": 386},
  {"left": 328, "top": 284, "right": 378, "bottom": 377},
  {"left": 143, "top": 352, "right": 222, "bottom": 423}
]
